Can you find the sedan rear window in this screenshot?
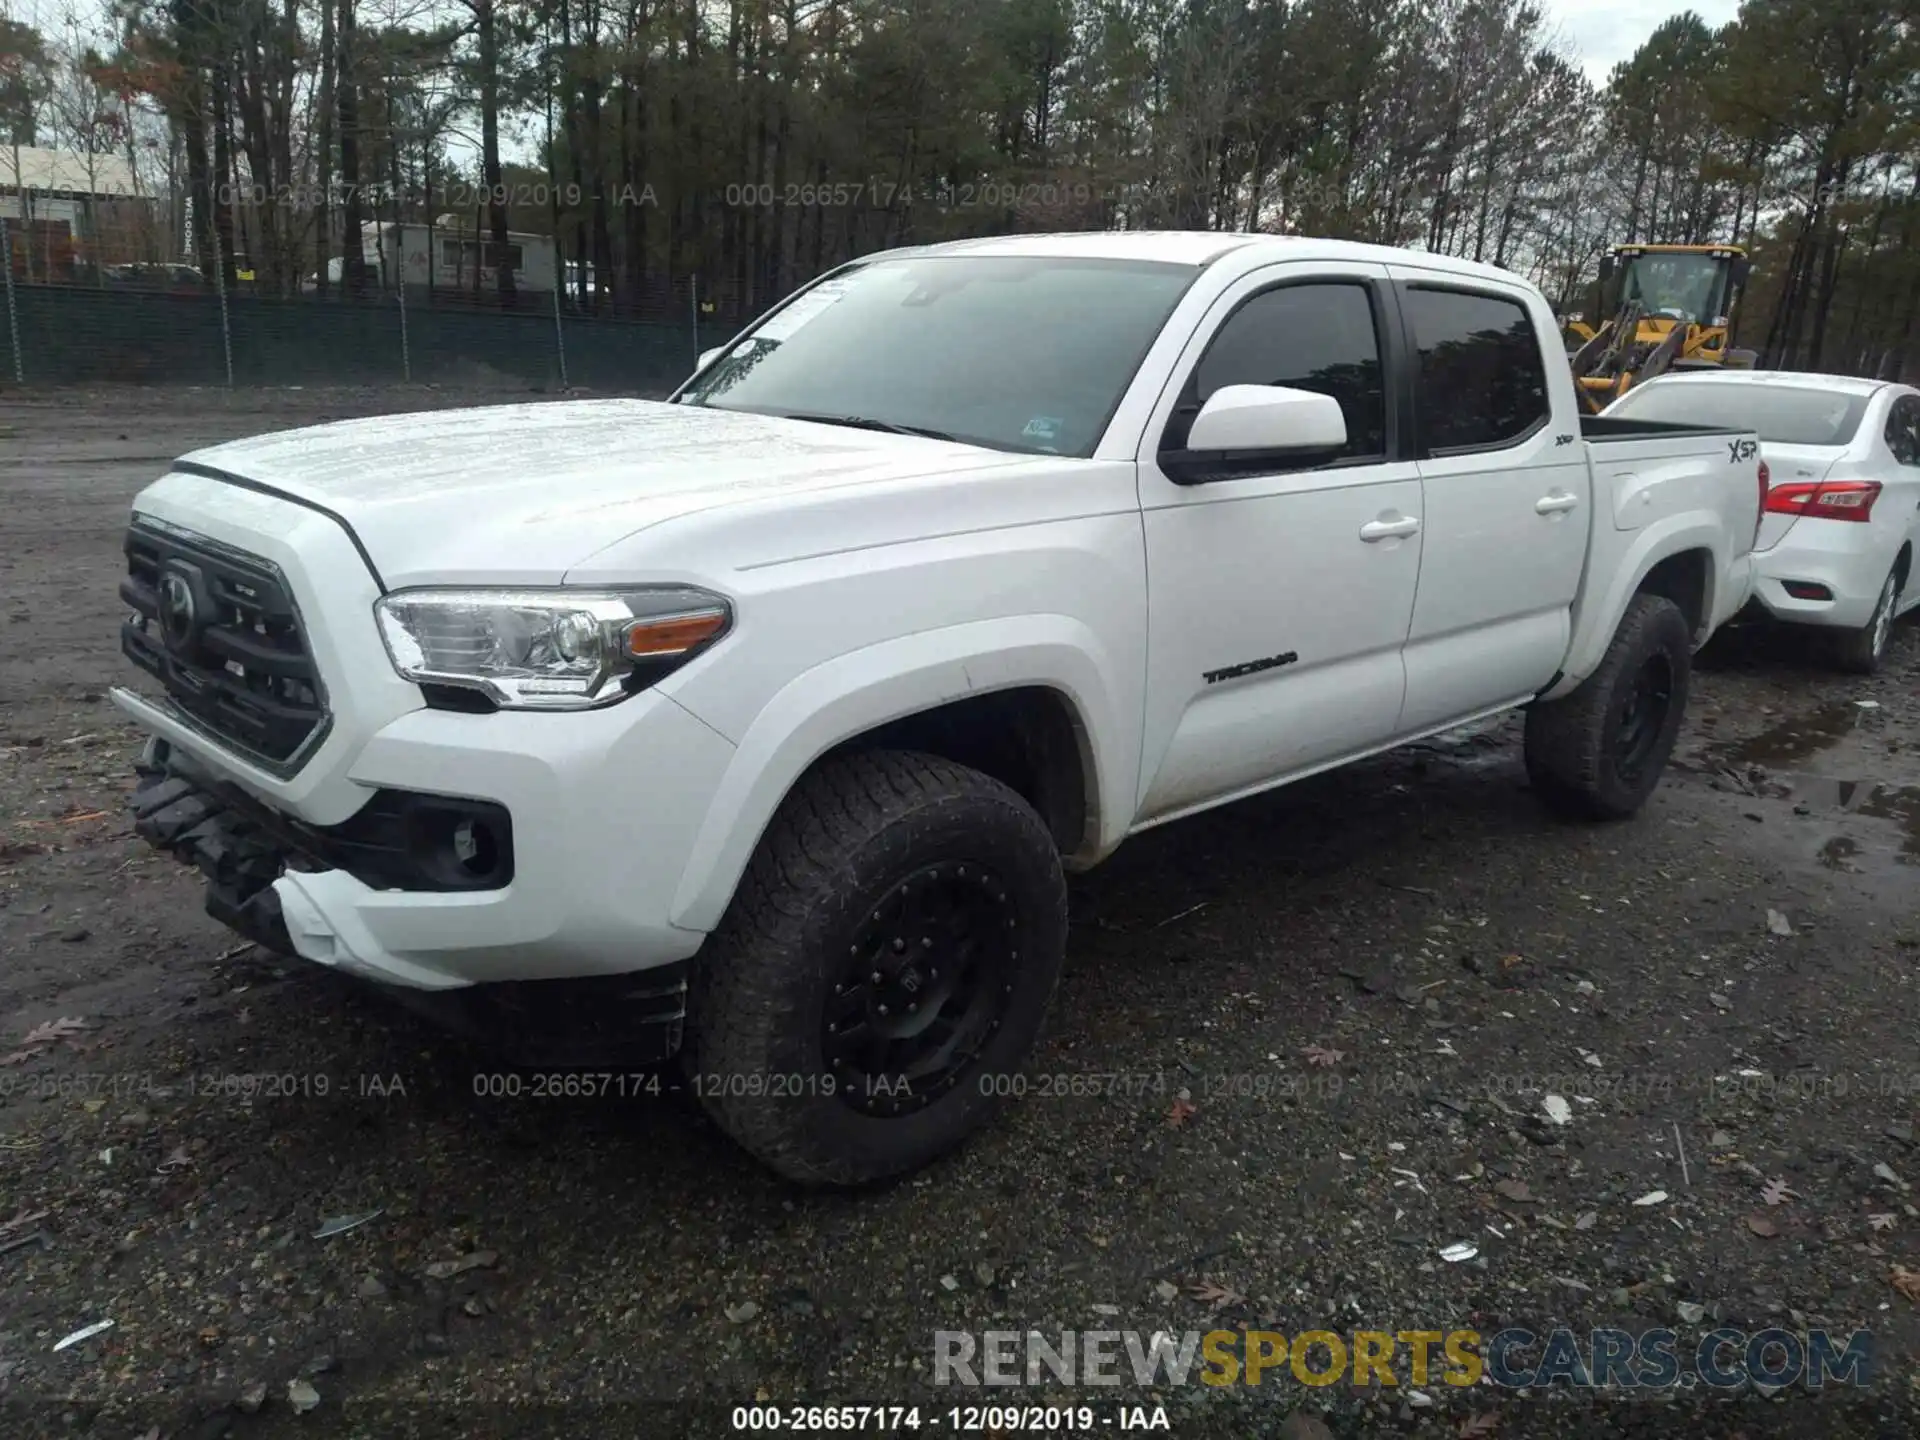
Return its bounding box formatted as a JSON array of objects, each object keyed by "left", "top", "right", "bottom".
[{"left": 1606, "top": 382, "right": 1871, "bottom": 446}]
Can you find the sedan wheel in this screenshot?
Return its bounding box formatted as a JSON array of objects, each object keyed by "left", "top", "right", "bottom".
[{"left": 1834, "top": 569, "right": 1900, "bottom": 675}]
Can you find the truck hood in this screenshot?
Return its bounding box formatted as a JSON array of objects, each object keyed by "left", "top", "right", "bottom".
[{"left": 169, "top": 399, "right": 1025, "bottom": 587}]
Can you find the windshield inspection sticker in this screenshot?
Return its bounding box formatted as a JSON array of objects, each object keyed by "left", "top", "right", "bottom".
[{"left": 1022, "top": 416, "right": 1064, "bottom": 443}]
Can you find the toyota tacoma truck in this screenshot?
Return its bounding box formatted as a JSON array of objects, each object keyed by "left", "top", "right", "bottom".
[{"left": 114, "top": 232, "right": 1762, "bottom": 1184}]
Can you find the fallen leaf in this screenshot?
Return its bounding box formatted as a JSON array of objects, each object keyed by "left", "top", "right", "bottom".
[
  {"left": 0, "top": 1208, "right": 50, "bottom": 1236},
  {"left": 1573, "top": 1210, "right": 1597, "bottom": 1231},
  {"left": 1745, "top": 1213, "right": 1777, "bottom": 1238},
  {"left": 1766, "top": 908, "right": 1793, "bottom": 937},
  {"left": 423, "top": 1249, "right": 498, "bottom": 1280},
  {"left": 1185, "top": 1278, "right": 1245, "bottom": 1309},
  {"left": 1301, "top": 1044, "right": 1344, "bottom": 1068},
  {"left": 1759, "top": 1177, "right": 1797, "bottom": 1207},
  {"left": 1458, "top": 1414, "right": 1501, "bottom": 1439},
  {"left": 1164, "top": 1097, "right": 1198, "bottom": 1129},
  {"left": 0, "top": 1048, "right": 43, "bottom": 1066},
  {"left": 156, "top": 1146, "right": 194, "bottom": 1175},
  {"left": 1867, "top": 1213, "right": 1896, "bottom": 1232},
  {"left": 1632, "top": 1190, "right": 1668, "bottom": 1207},
  {"left": 19, "top": 1017, "right": 87, "bottom": 1047},
  {"left": 1493, "top": 1178, "right": 1533, "bottom": 1203},
  {"left": 1892, "top": 1265, "right": 1920, "bottom": 1303}
]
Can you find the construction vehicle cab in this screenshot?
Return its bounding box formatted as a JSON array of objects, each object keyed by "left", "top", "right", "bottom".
[{"left": 1566, "top": 243, "right": 1754, "bottom": 413}]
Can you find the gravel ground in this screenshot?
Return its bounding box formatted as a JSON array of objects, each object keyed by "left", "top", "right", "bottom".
[{"left": 2, "top": 386, "right": 1919, "bottom": 1439}]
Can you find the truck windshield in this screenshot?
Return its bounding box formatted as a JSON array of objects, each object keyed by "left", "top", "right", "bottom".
[
  {"left": 1616, "top": 252, "right": 1731, "bottom": 325},
  {"left": 676, "top": 256, "right": 1198, "bottom": 456},
  {"left": 1607, "top": 381, "right": 1870, "bottom": 447}
]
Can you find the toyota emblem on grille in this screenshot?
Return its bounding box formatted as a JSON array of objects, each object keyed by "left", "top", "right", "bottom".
[{"left": 160, "top": 569, "right": 198, "bottom": 650}]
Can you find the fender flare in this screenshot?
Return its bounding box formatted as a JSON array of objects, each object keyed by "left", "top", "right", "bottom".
[
  {"left": 1541, "top": 514, "right": 1731, "bottom": 703},
  {"left": 668, "top": 615, "right": 1130, "bottom": 933}
]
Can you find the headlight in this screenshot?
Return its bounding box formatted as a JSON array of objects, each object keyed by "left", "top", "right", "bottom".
[{"left": 373, "top": 587, "right": 731, "bottom": 710}]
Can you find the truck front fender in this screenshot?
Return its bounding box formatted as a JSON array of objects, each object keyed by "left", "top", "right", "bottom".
[
  {"left": 667, "top": 616, "right": 1133, "bottom": 934},
  {"left": 1541, "top": 514, "right": 1734, "bottom": 703}
]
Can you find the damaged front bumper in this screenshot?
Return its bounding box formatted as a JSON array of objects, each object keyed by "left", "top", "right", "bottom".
[{"left": 128, "top": 740, "right": 692, "bottom": 1067}]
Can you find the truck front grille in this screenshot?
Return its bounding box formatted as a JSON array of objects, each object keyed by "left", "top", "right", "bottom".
[{"left": 120, "top": 522, "right": 328, "bottom": 769}]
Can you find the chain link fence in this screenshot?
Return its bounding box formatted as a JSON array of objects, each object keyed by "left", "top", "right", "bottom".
[{"left": 0, "top": 215, "right": 743, "bottom": 396}]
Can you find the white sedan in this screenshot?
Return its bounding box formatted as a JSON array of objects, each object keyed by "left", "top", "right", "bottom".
[{"left": 1603, "top": 371, "right": 1920, "bottom": 672}]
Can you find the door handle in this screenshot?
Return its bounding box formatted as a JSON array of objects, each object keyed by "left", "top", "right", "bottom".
[
  {"left": 1359, "top": 515, "right": 1420, "bottom": 542},
  {"left": 1535, "top": 492, "right": 1581, "bottom": 515}
]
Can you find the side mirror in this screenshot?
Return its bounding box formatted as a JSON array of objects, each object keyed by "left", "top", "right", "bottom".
[
  {"left": 1598, "top": 255, "right": 1616, "bottom": 284},
  {"left": 1731, "top": 257, "right": 1752, "bottom": 288},
  {"left": 1183, "top": 384, "right": 1347, "bottom": 455},
  {"left": 696, "top": 345, "right": 726, "bottom": 372}
]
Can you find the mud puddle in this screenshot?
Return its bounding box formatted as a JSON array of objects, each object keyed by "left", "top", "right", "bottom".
[{"left": 1677, "top": 698, "right": 1919, "bottom": 897}]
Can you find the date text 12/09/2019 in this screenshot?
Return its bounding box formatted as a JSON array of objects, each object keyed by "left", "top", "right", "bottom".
[{"left": 730, "top": 1406, "right": 1171, "bottom": 1432}]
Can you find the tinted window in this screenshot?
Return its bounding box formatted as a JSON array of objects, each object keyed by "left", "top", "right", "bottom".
[
  {"left": 1166, "top": 283, "right": 1386, "bottom": 461},
  {"left": 1885, "top": 395, "right": 1920, "bottom": 465},
  {"left": 678, "top": 256, "right": 1196, "bottom": 457},
  {"left": 1607, "top": 381, "right": 1871, "bottom": 447},
  {"left": 1403, "top": 287, "right": 1549, "bottom": 451}
]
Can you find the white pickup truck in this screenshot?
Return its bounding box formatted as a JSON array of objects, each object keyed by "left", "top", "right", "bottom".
[{"left": 116, "top": 232, "right": 1762, "bottom": 1183}]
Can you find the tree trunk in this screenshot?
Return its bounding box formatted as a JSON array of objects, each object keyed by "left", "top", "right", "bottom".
[
  {"left": 337, "top": 0, "right": 367, "bottom": 296},
  {"left": 476, "top": 0, "right": 516, "bottom": 305},
  {"left": 316, "top": 0, "right": 336, "bottom": 293}
]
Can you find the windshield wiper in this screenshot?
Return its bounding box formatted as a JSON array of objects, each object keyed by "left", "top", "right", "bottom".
[{"left": 780, "top": 411, "right": 959, "bottom": 443}]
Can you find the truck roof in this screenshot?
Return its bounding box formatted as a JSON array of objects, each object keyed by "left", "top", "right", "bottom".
[{"left": 898, "top": 230, "right": 1525, "bottom": 286}]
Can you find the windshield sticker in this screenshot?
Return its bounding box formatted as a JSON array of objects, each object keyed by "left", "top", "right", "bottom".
[
  {"left": 752, "top": 282, "right": 847, "bottom": 343},
  {"left": 1022, "top": 415, "right": 1063, "bottom": 443}
]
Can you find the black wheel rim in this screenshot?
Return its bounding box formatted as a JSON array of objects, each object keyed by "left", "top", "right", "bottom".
[
  {"left": 1615, "top": 652, "right": 1674, "bottom": 779},
  {"left": 823, "top": 862, "right": 1018, "bottom": 1116}
]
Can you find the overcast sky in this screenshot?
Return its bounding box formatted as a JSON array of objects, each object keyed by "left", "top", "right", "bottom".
[{"left": 1547, "top": 0, "right": 1744, "bottom": 84}]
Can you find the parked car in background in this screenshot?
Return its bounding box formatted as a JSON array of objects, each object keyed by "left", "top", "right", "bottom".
[
  {"left": 104, "top": 262, "right": 206, "bottom": 291},
  {"left": 1603, "top": 372, "right": 1920, "bottom": 672}
]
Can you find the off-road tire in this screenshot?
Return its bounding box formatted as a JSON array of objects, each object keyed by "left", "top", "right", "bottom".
[
  {"left": 1525, "top": 593, "right": 1693, "bottom": 820},
  {"left": 1833, "top": 567, "right": 1900, "bottom": 676},
  {"left": 685, "top": 749, "right": 1068, "bottom": 1186}
]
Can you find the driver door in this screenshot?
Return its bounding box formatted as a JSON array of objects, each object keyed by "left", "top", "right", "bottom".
[{"left": 1133, "top": 264, "right": 1423, "bottom": 825}]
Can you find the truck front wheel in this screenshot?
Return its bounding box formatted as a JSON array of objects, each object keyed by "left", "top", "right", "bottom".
[
  {"left": 685, "top": 749, "right": 1068, "bottom": 1185},
  {"left": 1524, "top": 593, "right": 1693, "bottom": 820}
]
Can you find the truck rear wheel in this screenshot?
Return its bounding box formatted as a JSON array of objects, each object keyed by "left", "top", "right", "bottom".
[
  {"left": 1524, "top": 593, "right": 1693, "bottom": 820},
  {"left": 685, "top": 749, "right": 1068, "bottom": 1186}
]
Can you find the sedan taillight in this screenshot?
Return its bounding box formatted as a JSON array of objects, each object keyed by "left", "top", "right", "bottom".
[{"left": 1762, "top": 479, "right": 1882, "bottom": 523}]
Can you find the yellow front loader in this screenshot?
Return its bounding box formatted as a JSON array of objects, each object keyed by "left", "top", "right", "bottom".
[{"left": 1565, "top": 243, "right": 1756, "bottom": 414}]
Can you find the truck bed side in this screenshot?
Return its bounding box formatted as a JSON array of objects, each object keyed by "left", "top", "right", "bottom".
[{"left": 1545, "top": 418, "right": 1763, "bottom": 700}]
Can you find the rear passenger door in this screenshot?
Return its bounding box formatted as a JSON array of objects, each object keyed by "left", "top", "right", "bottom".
[{"left": 1389, "top": 273, "right": 1591, "bottom": 734}]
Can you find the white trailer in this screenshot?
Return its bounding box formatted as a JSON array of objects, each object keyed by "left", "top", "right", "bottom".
[{"left": 328, "top": 220, "right": 559, "bottom": 293}]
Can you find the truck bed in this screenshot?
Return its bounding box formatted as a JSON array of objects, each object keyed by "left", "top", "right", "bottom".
[{"left": 1580, "top": 414, "right": 1748, "bottom": 443}]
